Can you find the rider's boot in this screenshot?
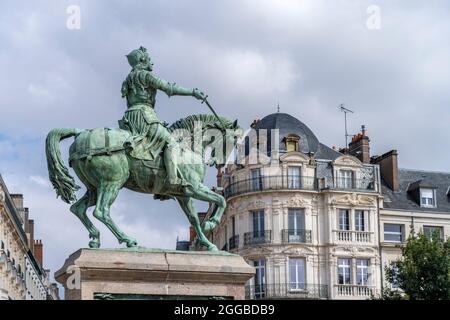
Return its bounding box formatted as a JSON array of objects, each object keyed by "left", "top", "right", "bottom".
[{"left": 164, "top": 145, "right": 189, "bottom": 188}]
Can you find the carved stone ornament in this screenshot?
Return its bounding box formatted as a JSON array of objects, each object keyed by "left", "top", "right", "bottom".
[
  {"left": 330, "top": 193, "right": 375, "bottom": 206},
  {"left": 282, "top": 246, "right": 314, "bottom": 255},
  {"left": 0, "top": 185, "right": 4, "bottom": 203},
  {"left": 333, "top": 155, "right": 362, "bottom": 167},
  {"left": 245, "top": 199, "right": 267, "bottom": 211},
  {"left": 284, "top": 195, "right": 311, "bottom": 208}
]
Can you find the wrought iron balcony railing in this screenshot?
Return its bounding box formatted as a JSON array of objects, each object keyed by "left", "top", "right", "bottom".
[
  {"left": 322, "top": 177, "right": 378, "bottom": 192},
  {"left": 224, "top": 175, "right": 317, "bottom": 198},
  {"left": 281, "top": 229, "right": 312, "bottom": 243},
  {"left": 246, "top": 283, "right": 328, "bottom": 300},
  {"left": 244, "top": 230, "right": 272, "bottom": 246},
  {"left": 229, "top": 234, "right": 239, "bottom": 250}
]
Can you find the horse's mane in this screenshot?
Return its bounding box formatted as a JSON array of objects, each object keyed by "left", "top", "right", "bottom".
[{"left": 168, "top": 114, "right": 231, "bottom": 132}]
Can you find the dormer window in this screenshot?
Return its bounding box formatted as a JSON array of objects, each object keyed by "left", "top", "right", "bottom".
[
  {"left": 284, "top": 134, "right": 300, "bottom": 152},
  {"left": 407, "top": 180, "right": 437, "bottom": 208},
  {"left": 420, "top": 188, "right": 436, "bottom": 207},
  {"left": 339, "top": 170, "right": 354, "bottom": 189}
]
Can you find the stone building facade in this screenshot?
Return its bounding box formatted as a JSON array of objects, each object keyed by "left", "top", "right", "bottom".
[
  {"left": 211, "top": 113, "right": 383, "bottom": 299},
  {"left": 375, "top": 151, "right": 450, "bottom": 288},
  {"left": 205, "top": 112, "right": 450, "bottom": 300},
  {"left": 0, "top": 175, "right": 59, "bottom": 300}
]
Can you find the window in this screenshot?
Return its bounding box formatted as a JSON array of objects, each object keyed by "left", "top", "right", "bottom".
[
  {"left": 231, "top": 216, "right": 236, "bottom": 236},
  {"left": 253, "top": 259, "right": 266, "bottom": 298},
  {"left": 288, "top": 208, "right": 306, "bottom": 242},
  {"left": 289, "top": 258, "right": 305, "bottom": 289},
  {"left": 250, "top": 168, "right": 262, "bottom": 191},
  {"left": 252, "top": 210, "right": 265, "bottom": 238},
  {"left": 1, "top": 240, "right": 4, "bottom": 250},
  {"left": 288, "top": 208, "right": 305, "bottom": 231},
  {"left": 420, "top": 188, "right": 436, "bottom": 207},
  {"left": 384, "top": 224, "right": 404, "bottom": 242},
  {"left": 339, "top": 170, "right": 354, "bottom": 189},
  {"left": 338, "top": 258, "right": 352, "bottom": 285},
  {"left": 224, "top": 225, "right": 228, "bottom": 250},
  {"left": 339, "top": 209, "right": 350, "bottom": 231},
  {"left": 355, "top": 210, "right": 366, "bottom": 231},
  {"left": 356, "top": 259, "right": 370, "bottom": 285},
  {"left": 287, "top": 166, "right": 301, "bottom": 189},
  {"left": 423, "top": 226, "right": 444, "bottom": 241}
]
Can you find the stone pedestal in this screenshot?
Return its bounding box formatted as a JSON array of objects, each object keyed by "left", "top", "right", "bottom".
[{"left": 55, "top": 248, "right": 254, "bottom": 300}]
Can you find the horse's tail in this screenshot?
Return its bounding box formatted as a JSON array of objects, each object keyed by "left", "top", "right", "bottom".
[{"left": 45, "top": 128, "right": 84, "bottom": 204}]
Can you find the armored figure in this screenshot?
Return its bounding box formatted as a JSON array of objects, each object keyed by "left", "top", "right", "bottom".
[
  {"left": 119, "top": 46, "right": 206, "bottom": 188},
  {"left": 45, "top": 47, "right": 238, "bottom": 250}
]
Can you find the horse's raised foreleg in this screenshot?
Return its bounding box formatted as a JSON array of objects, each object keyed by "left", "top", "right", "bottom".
[
  {"left": 185, "top": 185, "right": 226, "bottom": 233},
  {"left": 70, "top": 190, "right": 101, "bottom": 248},
  {"left": 93, "top": 183, "right": 138, "bottom": 248},
  {"left": 176, "top": 196, "right": 218, "bottom": 251}
]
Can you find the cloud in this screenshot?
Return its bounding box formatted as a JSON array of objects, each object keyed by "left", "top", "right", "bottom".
[
  {"left": 30, "top": 175, "right": 52, "bottom": 188},
  {"left": 0, "top": 0, "right": 449, "bottom": 290}
]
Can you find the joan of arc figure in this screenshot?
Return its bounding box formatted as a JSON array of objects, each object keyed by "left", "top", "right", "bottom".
[{"left": 119, "top": 46, "right": 206, "bottom": 188}]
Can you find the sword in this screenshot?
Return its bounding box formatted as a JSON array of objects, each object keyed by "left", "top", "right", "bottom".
[{"left": 201, "top": 96, "right": 226, "bottom": 128}]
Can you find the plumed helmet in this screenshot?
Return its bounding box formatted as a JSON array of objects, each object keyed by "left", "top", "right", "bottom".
[{"left": 126, "top": 46, "right": 150, "bottom": 68}]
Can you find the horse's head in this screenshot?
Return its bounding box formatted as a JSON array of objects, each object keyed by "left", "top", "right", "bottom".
[
  {"left": 201, "top": 116, "right": 243, "bottom": 167},
  {"left": 169, "top": 114, "right": 243, "bottom": 167}
]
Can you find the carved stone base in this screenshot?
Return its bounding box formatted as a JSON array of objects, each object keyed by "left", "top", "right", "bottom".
[{"left": 55, "top": 248, "right": 254, "bottom": 300}]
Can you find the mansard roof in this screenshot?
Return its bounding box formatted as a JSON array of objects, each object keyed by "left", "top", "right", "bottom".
[
  {"left": 250, "top": 112, "right": 341, "bottom": 161},
  {"left": 382, "top": 169, "right": 450, "bottom": 213}
]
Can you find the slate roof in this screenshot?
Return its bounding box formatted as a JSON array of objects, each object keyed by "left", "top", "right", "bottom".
[
  {"left": 315, "top": 143, "right": 342, "bottom": 161},
  {"left": 382, "top": 168, "right": 450, "bottom": 213},
  {"left": 255, "top": 112, "right": 320, "bottom": 154},
  {"left": 252, "top": 112, "right": 342, "bottom": 161}
]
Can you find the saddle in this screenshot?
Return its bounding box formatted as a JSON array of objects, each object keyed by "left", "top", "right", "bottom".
[{"left": 68, "top": 128, "right": 128, "bottom": 164}]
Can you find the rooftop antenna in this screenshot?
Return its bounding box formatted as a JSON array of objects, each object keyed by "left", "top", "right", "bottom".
[
  {"left": 277, "top": 101, "right": 280, "bottom": 113},
  {"left": 339, "top": 103, "right": 354, "bottom": 149}
]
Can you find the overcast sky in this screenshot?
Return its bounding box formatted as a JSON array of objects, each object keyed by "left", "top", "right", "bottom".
[{"left": 0, "top": 0, "right": 449, "bottom": 284}]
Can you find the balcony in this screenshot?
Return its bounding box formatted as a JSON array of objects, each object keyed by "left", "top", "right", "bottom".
[
  {"left": 244, "top": 230, "right": 272, "bottom": 246},
  {"left": 281, "top": 229, "right": 312, "bottom": 243},
  {"left": 246, "top": 283, "right": 328, "bottom": 300},
  {"left": 229, "top": 234, "right": 239, "bottom": 250},
  {"left": 224, "top": 175, "right": 317, "bottom": 199},
  {"left": 322, "top": 177, "right": 378, "bottom": 192},
  {"left": 334, "top": 230, "right": 373, "bottom": 243},
  {"left": 335, "top": 284, "right": 375, "bottom": 298}
]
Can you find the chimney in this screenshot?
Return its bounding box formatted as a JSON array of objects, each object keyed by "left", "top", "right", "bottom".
[
  {"left": 348, "top": 125, "right": 370, "bottom": 163},
  {"left": 190, "top": 212, "right": 207, "bottom": 242},
  {"left": 189, "top": 226, "right": 196, "bottom": 242},
  {"left": 34, "top": 239, "right": 43, "bottom": 267},
  {"left": 216, "top": 168, "right": 223, "bottom": 187},
  {"left": 371, "top": 150, "right": 399, "bottom": 191},
  {"left": 27, "top": 219, "right": 35, "bottom": 253},
  {"left": 10, "top": 194, "right": 23, "bottom": 209}
]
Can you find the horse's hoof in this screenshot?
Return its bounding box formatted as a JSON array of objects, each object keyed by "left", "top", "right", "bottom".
[
  {"left": 122, "top": 238, "right": 138, "bottom": 248},
  {"left": 207, "top": 244, "right": 219, "bottom": 252},
  {"left": 89, "top": 239, "right": 100, "bottom": 248}
]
